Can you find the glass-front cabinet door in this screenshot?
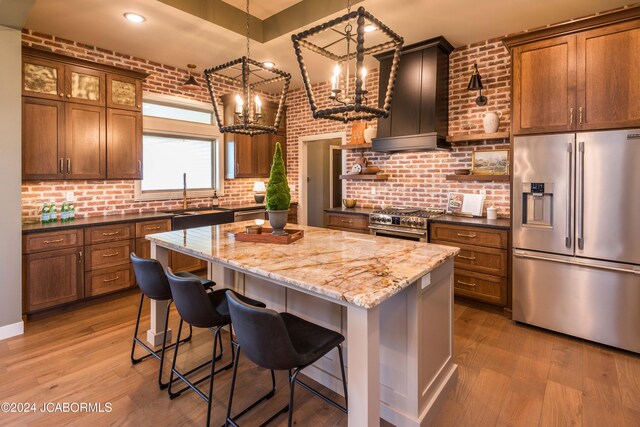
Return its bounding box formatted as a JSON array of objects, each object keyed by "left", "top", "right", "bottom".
[
  {"left": 64, "top": 65, "right": 105, "bottom": 106},
  {"left": 107, "top": 74, "right": 142, "bottom": 111},
  {"left": 22, "top": 56, "right": 65, "bottom": 101}
]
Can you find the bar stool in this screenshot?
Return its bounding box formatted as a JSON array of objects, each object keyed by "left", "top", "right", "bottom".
[
  {"left": 130, "top": 253, "right": 216, "bottom": 390},
  {"left": 165, "top": 270, "right": 270, "bottom": 427},
  {"left": 225, "top": 291, "right": 348, "bottom": 427}
]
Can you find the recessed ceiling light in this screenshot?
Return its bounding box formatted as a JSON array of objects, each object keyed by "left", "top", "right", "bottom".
[
  {"left": 364, "top": 25, "right": 377, "bottom": 32},
  {"left": 124, "top": 12, "right": 146, "bottom": 23},
  {"left": 262, "top": 61, "right": 275, "bottom": 68}
]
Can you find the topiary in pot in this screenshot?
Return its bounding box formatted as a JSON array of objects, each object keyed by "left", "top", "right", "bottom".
[{"left": 265, "top": 141, "right": 291, "bottom": 235}]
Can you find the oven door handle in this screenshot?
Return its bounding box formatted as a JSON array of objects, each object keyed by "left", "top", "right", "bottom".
[{"left": 368, "top": 225, "right": 428, "bottom": 238}]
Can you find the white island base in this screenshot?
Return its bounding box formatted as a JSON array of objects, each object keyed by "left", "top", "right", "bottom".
[{"left": 207, "top": 258, "right": 457, "bottom": 427}]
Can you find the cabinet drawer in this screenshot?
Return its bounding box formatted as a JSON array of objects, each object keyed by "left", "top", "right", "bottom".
[
  {"left": 136, "top": 219, "right": 171, "bottom": 238},
  {"left": 85, "top": 223, "right": 134, "bottom": 244},
  {"left": 85, "top": 265, "right": 134, "bottom": 297},
  {"left": 454, "top": 269, "right": 507, "bottom": 306},
  {"left": 86, "top": 239, "right": 133, "bottom": 271},
  {"left": 326, "top": 213, "right": 369, "bottom": 232},
  {"left": 23, "top": 229, "right": 83, "bottom": 254},
  {"left": 430, "top": 223, "right": 507, "bottom": 249},
  {"left": 431, "top": 240, "right": 507, "bottom": 276}
]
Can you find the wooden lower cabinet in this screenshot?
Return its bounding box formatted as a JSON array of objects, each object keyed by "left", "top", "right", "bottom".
[
  {"left": 85, "top": 265, "right": 134, "bottom": 297},
  {"left": 85, "top": 239, "right": 134, "bottom": 271},
  {"left": 430, "top": 222, "right": 510, "bottom": 308},
  {"left": 326, "top": 212, "right": 370, "bottom": 234},
  {"left": 171, "top": 251, "right": 207, "bottom": 273},
  {"left": 23, "top": 247, "right": 84, "bottom": 313}
]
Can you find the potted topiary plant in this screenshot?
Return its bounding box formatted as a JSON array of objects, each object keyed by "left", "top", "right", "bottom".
[{"left": 265, "top": 142, "right": 291, "bottom": 236}]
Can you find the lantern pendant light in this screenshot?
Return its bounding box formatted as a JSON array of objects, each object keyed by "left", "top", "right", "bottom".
[
  {"left": 291, "top": 0, "right": 403, "bottom": 123},
  {"left": 204, "top": 0, "right": 290, "bottom": 136}
]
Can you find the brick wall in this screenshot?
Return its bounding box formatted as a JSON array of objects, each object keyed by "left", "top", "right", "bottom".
[
  {"left": 287, "top": 39, "right": 512, "bottom": 216},
  {"left": 21, "top": 30, "right": 273, "bottom": 219}
]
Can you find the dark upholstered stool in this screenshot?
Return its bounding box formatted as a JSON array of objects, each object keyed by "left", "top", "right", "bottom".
[
  {"left": 130, "top": 253, "right": 215, "bottom": 390},
  {"left": 225, "top": 292, "right": 347, "bottom": 427},
  {"left": 165, "top": 270, "right": 267, "bottom": 427}
]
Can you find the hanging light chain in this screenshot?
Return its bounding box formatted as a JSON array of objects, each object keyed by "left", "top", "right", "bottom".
[{"left": 245, "top": 0, "right": 250, "bottom": 59}]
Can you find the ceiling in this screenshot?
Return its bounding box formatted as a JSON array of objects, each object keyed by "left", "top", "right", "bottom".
[
  {"left": 24, "top": 0, "right": 635, "bottom": 89},
  {"left": 221, "top": 0, "right": 302, "bottom": 19}
]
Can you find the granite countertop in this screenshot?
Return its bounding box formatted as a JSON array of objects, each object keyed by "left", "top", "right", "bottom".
[
  {"left": 147, "top": 222, "right": 459, "bottom": 309},
  {"left": 324, "top": 207, "right": 374, "bottom": 216},
  {"left": 22, "top": 212, "right": 175, "bottom": 234},
  {"left": 430, "top": 214, "right": 511, "bottom": 230},
  {"left": 218, "top": 201, "right": 298, "bottom": 212}
]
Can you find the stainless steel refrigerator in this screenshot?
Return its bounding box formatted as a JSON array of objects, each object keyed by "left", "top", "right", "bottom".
[{"left": 513, "top": 129, "right": 640, "bottom": 353}]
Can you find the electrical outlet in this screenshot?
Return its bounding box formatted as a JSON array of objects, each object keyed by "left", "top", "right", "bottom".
[
  {"left": 479, "top": 189, "right": 486, "bottom": 196},
  {"left": 371, "top": 187, "right": 376, "bottom": 195},
  {"left": 66, "top": 191, "right": 75, "bottom": 201}
]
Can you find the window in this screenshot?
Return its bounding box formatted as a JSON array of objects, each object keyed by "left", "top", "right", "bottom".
[{"left": 135, "top": 94, "right": 223, "bottom": 201}]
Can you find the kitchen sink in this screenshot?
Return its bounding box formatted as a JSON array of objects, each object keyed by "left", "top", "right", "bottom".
[{"left": 163, "top": 208, "right": 234, "bottom": 230}]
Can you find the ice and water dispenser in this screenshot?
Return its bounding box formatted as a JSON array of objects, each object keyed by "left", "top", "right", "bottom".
[{"left": 520, "top": 182, "right": 554, "bottom": 228}]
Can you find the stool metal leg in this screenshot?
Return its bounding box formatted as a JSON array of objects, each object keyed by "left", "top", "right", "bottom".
[
  {"left": 338, "top": 344, "right": 348, "bottom": 410},
  {"left": 287, "top": 368, "right": 301, "bottom": 427}
]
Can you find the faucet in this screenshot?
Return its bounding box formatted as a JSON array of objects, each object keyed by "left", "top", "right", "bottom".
[{"left": 183, "top": 173, "right": 188, "bottom": 209}]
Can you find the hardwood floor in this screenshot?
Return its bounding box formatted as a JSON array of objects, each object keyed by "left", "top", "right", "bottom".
[{"left": 0, "top": 292, "right": 638, "bottom": 426}]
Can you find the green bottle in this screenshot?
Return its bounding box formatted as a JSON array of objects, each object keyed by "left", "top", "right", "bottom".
[
  {"left": 50, "top": 201, "right": 57, "bottom": 223},
  {"left": 41, "top": 202, "right": 49, "bottom": 224},
  {"left": 69, "top": 202, "right": 75, "bottom": 221},
  {"left": 61, "top": 202, "right": 67, "bottom": 222}
]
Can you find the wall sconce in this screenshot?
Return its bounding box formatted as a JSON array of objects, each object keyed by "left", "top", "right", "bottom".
[
  {"left": 253, "top": 181, "right": 266, "bottom": 203},
  {"left": 181, "top": 64, "right": 201, "bottom": 91},
  {"left": 467, "top": 63, "right": 487, "bottom": 106}
]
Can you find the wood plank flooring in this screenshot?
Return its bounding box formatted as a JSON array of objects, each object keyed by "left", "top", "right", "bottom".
[{"left": 0, "top": 292, "right": 638, "bottom": 426}]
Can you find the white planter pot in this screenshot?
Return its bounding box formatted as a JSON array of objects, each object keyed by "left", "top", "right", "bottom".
[
  {"left": 482, "top": 111, "right": 502, "bottom": 133},
  {"left": 363, "top": 127, "right": 377, "bottom": 143}
]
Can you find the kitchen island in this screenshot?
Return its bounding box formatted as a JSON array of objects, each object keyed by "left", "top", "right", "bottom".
[{"left": 146, "top": 223, "right": 459, "bottom": 426}]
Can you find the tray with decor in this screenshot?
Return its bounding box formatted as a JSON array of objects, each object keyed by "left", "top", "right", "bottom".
[{"left": 232, "top": 228, "right": 304, "bottom": 244}]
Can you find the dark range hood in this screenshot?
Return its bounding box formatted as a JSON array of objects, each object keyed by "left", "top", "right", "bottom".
[{"left": 373, "top": 37, "right": 454, "bottom": 152}]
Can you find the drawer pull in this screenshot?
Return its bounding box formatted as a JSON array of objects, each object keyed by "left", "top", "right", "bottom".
[
  {"left": 43, "top": 238, "right": 65, "bottom": 244},
  {"left": 340, "top": 219, "right": 353, "bottom": 224},
  {"left": 103, "top": 276, "right": 120, "bottom": 283},
  {"left": 146, "top": 226, "right": 161, "bottom": 230},
  {"left": 102, "top": 231, "right": 120, "bottom": 236},
  {"left": 457, "top": 254, "right": 477, "bottom": 261},
  {"left": 457, "top": 280, "right": 476, "bottom": 287},
  {"left": 102, "top": 251, "right": 120, "bottom": 258},
  {"left": 457, "top": 232, "right": 477, "bottom": 238}
]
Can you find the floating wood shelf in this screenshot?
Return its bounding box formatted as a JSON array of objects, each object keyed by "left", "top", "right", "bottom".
[
  {"left": 446, "top": 174, "right": 510, "bottom": 182},
  {"left": 446, "top": 132, "right": 510, "bottom": 143},
  {"left": 337, "top": 143, "right": 372, "bottom": 150},
  {"left": 339, "top": 173, "right": 389, "bottom": 181}
]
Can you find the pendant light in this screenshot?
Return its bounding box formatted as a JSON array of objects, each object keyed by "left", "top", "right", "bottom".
[
  {"left": 181, "top": 64, "right": 201, "bottom": 91},
  {"left": 291, "top": 0, "right": 403, "bottom": 123},
  {"left": 204, "top": 0, "right": 290, "bottom": 136}
]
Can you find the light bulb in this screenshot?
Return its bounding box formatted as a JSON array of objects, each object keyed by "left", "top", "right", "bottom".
[
  {"left": 361, "top": 67, "right": 367, "bottom": 91},
  {"left": 235, "top": 94, "right": 243, "bottom": 114},
  {"left": 254, "top": 95, "right": 262, "bottom": 115}
]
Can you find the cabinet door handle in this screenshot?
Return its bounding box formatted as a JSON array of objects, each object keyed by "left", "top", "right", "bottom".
[
  {"left": 43, "top": 238, "right": 64, "bottom": 244},
  {"left": 146, "top": 226, "right": 161, "bottom": 231},
  {"left": 569, "top": 108, "right": 574, "bottom": 126},
  {"left": 457, "top": 233, "right": 477, "bottom": 238},
  {"left": 102, "top": 251, "right": 120, "bottom": 258},
  {"left": 457, "top": 254, "right": 477, "bottom": 261},
  {"left": 103, "top": 276, "right": 120, "bottom": 283},
  {"left": 579, "top": 106, "right": 583, "bottom": 125},
  {"left": 59, "top": 158, "right": 64, "bottom": 174},
  {"left": 102, "top": 231, "right": 120, "bottom": 236},
  {"left": 66, "top": 94, "right": 71, "bottom": 98},
  {"left": 457, "top": 280, "right": 476, "bottom": 287},
  {"left": 340, "top": 219, "right": 353, "bottom": 224},
  {"left": 67, "top": 158, "right": 71, "bottom": 173},
  {"left": 235, "top": 162, "right": 239, "bottom": 175},
  {"left": 59, "top": 92, "right": 64, "bottom": 97},
  {"left": 78, "top": 250, "right": 83, "bottom": 264},
  {"left": 137, "top": 160, "right": 142, "bottom": 173}
]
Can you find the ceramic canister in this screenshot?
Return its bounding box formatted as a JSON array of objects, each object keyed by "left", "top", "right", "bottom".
[{"left": 482, "top": 111, "right": 502, "bottom": 133}]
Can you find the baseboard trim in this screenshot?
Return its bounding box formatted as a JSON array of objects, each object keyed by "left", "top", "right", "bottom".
[{"left": 0, "top": 320, "right": 24, "bottom": 341}]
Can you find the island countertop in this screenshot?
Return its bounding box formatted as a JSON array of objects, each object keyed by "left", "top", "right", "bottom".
[{"left": 147, "top": 222, "right": 459, "bottom": 309}]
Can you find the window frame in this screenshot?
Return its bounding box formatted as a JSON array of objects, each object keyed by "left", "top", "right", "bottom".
[{"left": 134, "top": 92, "right": 224, "bottom": 201}]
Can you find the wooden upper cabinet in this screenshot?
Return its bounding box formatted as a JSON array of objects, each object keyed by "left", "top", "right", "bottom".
[
  {"left": 512, "top": 35, "right": 577, "bottom": 135},
  {"left": 255, "top": 134, "right": 272, "bottom": 177},
  {"left": 577, "top": 19, "right": 640, "bottom": 130},
  {"left": 107, "top": 74, "right": 142, "bottom": 111},
  {"left": 65, "top": 65, "right": 105, "bottom": 106},
  {"left": 22, "top": 56, "right": 65, "bottom": 101},
  {"left": 65, "top": 103, "right": 106, "bottom": 179},
  {"left": 22, "top": 97, "right": 65, "bottom": 180},
  {"left": 107, "top": 108, "right": 142, "bottom": 179}
]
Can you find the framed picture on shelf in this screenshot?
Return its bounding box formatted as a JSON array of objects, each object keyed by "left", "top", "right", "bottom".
[{"left": 472, "top": 149, "right": 509, "bottom": 175}]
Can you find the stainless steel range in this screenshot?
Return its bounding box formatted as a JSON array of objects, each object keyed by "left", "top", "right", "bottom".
[{"left": 369, "top": 207, "right": 445, "bottom": 241}]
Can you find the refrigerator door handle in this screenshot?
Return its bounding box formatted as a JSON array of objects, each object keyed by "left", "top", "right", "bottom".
[
  {"left": 513, "top": 250, "right": 640, "bottom": 275},
  {"left": 566, "top": 142, "right": 572, "bottom": 248},
  {"left": 577, "top": 141, "right": 585, "bottom": 250}
]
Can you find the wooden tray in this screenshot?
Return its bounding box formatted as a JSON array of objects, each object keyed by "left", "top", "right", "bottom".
[{"left": 233, "top": 228, "right": 304, "bottom": 244}]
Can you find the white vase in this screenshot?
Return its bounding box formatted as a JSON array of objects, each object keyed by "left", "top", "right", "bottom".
[
  {"left": 482, "top": 111, "right": 502, "bottom": 133},
  {"left": 363, "top": 127, "right": 377, "bottom": 143}
]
